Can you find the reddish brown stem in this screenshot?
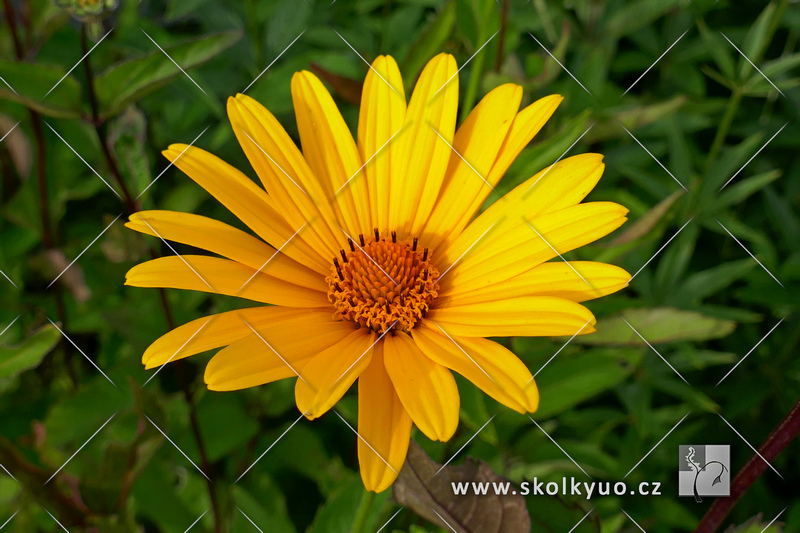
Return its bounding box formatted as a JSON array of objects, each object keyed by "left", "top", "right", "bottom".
[
  {"left": 495, "top": 0, "right": 509, "bottom": 71},
  {"left": 695, "top": 398, "right": 800, "bottom": 533}
]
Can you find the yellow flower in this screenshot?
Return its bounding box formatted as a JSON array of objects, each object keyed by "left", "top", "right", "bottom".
[{"left": 125, "top": 54, "right": 630, "bottom": 492}]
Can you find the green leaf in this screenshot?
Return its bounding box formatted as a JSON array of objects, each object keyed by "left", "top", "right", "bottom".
[
  {"left": 739, "top": 2, "right": 777, "bottom": 79},
  {"left": 94, "top": 31, "right": 240, "bottom": 119},
  {"left": 670, "top": 259, "right": 755, "bottom": 304},
  {"left": 698, "top": 20, "right": 735, "bottom": 80},
  {"left": 400, "top": 0, "right": 456, "bottom": 87},
  {"left": 604, "top": 0, "right": 684, "bottom": 38},
  {"left": 0, "top": 61, "right": 83, "bottom": 118},
  {"left": 713, "top": 169, "right": 781, "bottom": 210},
  {"left": 535, "top": 348, "right": 643, "bottom": 418},
  {"left": 609, "top": 190, "right": 684, "bottom": 246},
  {"left": 307, "top": 476, "right": 389, "bottom": 533},
  {"left": 575, "top": 308, "right": 737, "bottom": 346},
  {"left": 0, "top": 324, "right": 60, "bottom": 385}
]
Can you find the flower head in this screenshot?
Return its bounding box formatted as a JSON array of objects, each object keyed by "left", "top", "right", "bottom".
[{"left": 126, "top": 54, "right": 630, "bottom": 492}]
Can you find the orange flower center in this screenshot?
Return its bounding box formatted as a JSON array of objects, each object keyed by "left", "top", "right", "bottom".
[{"left": 326, "top": 229, "right": 440, "bottom": 333}]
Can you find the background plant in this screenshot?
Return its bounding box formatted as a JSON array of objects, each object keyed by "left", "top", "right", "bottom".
[{"left": 0, "top": 0, "right": 798, "bottom": 532}]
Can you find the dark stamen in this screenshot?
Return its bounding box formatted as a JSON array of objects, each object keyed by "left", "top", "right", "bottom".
[
  {"left": 340, "top": 249, "right": 348, "bottom": 263},
  {"left": 391, "top": 231, "right": 397, "bottom": 243},
  {"left": 359, "top": 234, "right": 366, "bottom": 247},
  {"left": 348, "top": 238, "right": 356, "bottom": 252},
  {"left": 334, "top": 282, "right": 342, "bottom": 292},
  {"left": 423, "top": 248, "right": 428, "bottom": 262},
  {"left": 422, "top": 269, "right": 428, "bottom": 281},
  {"left": 374, "top": 228, "right": 380, "bottom": 242},
  {"left": 412, "top": 237, "right": 418, "bottom": 251},
  {"left": 334, "top": 258, "right": 344, "bottom": 280}
]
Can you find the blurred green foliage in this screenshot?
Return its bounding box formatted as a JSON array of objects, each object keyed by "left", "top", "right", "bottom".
[{"left": 1, "top": 0, "right": 799, "bottom": 532}]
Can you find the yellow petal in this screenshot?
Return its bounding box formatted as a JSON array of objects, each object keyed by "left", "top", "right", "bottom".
[
  {"left": 292, "top": 71, "right": 370, "bottom": 236},
  {"left": 126, "top": 210, "right": 325, "bottom": 292},
  {"left": 383, "top": 332, "right": 459, "bottom": 441},
  {"left": 205, "top": 311, "right": 355, "bottom": 391},
  {"left": 437, "top": 261, "right": 631, "bottom": 307},
  {"left": 412, "top": 322, "right": 538, "bottom": 413},
  {"left": 440, "top": 202, "right": 628, "bottom": 295},
  {"left": 228, "top": 94, "right": 344, "bottom": 260},
  {"left": 125, "top": 255, "right": 328, "bottom": 308},
  {"left": 392, "top": 53, "right": 458, "bottom": 237},
  {"left": 428, "top": 94, "right": 563, "bottom": 251},
  {"left": 295, "top": 328, "right": 377, "bottom": 419},
  {"left": 358, "top": 342, "right": 412, "bottom": 492},
  {"left": 427, "top": 296, "right": 596, "bottom": 337},
  {"left": 418, "top": 83, "right": 522, "bottom": 246},
  {"left": 143, "top": 306, "right": 315, "bottom": 369},
  {"left": 163, "top": 145, "right": 328, "bottom": 274},
  {"left": 357, "top": 56, "right": 406, "bottom": 236},
  {"left": 443, "top": 153, "right": 606, "bottom": 264}
]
